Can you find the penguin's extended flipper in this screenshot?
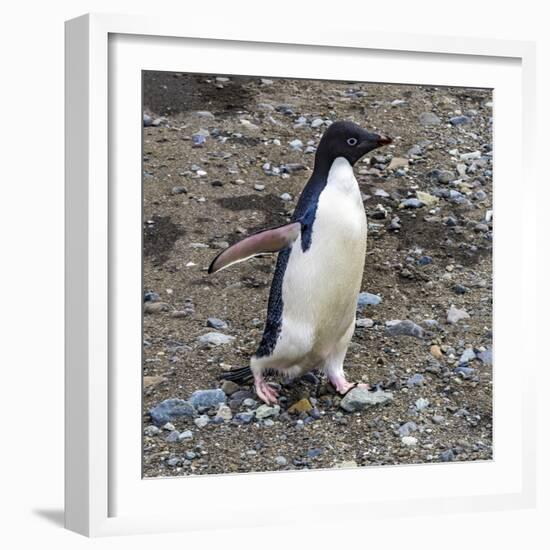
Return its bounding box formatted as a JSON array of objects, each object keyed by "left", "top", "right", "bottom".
[{"left": 208, "top": 221, "right": 301, "bottom": 274}]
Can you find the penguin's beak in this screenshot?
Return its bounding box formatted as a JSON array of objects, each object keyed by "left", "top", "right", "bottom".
[{"left": 360, "top": 130, "right": 392, "bottom": 154}]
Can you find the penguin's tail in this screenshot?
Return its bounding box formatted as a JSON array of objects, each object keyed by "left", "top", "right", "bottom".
[{"left": 219, "top": 366, "right": 254, "bottom": 385}]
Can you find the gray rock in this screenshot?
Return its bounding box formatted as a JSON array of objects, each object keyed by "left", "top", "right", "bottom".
[
  {"left": 214, "top": 404, "right": 233, "bottom": 422},
  {"left": 455, "top": 366, "right": 476, "bottom": 379},
  {"left": 280, "top": 193, "right": 292, "bottom": 201},
  {"left": 419, "top": 112, "right": 441, "bottom": 126},
  {"left": 400, "top": 198, "right": 424, "bottom": 209},
  {"left": 194, "top": 415, "right": 209, "bottom": 428},
  {"left": 340, "top": 388, "right": 393, "bottom": 412},
  {"left": 439, "top": 449, "right": 455, "bottom": 462},
  {"left": 178, "top": 430, "right": 193, "bottom": 441},
  {"left": 255, "top": 404, "right": 279, "bottom": 419},
  {"left": 189, "top": 389, "right": 226, "bottom": 410},
  {"left": 144, "top": 425, "right": 161, "bottom": 437},
  {"left": 149, "top": 399, "right": 196, "bottom": 426},
  {"left": 194, "top": 110, "right": 215, "bottom": 119},
  {"left": 415, "top": 397, "right": 430, "bottom": 411},
  {"left": 171, "top": 186, "right": 188, "bottom": 195},
  {"left": 477, "top": 348, "right": 492, "bottom": 365},
  {"left": 401, "top": 436, "right": 418, "bottom": 446},
  {"left": 459, "top": 348, "right": 476, "bottom": 364},
  {"left": 197, "top": 332, "right": 235, "bottom": 346},
  {"left": 242, "top": 398, "right": 257, "bottom": 408},
  {"left": 275, "top": 456, "right": 288, "bottom": 466},
  {"left": 356, "top": 318, "right": 374, "bottom": 328},
  {"left": 449, "top": 115, "right": 471, "bottom": 126},
  {"left": 437, "top": 170, "right": 455, "bottom": 184},
  {"left": 206, "top": 318, "right": 228, "bottom": 330},
  {"left": 447, "top": 305, "right": 470, "bottom": 324},
  {"left": 166, "top": 431, "right": 181, "bottom": 443},
  {"left": 407, "top": 145, "right": 423, "bottom": 156},
  {"left": 221, "top": 380, "right": 240, "bottom": 396},
  {"left": 166, "top": 457, "right": 182, "bottom": 467},
  {"left": 311, "top": 118, "right": 324, "bottom": 128},
  {"left": 432, "top": 415, "right": 445, "bottom": 425},
  {"left": 357, "top": 292, "right": 382, "bottom": 309},
  {"left": 288, "top": 139, "right": 303, "bottom": 150},
  {"left": 385, "top": 320, "right": 425, "bottom": 339},
  {"left": 407, "top": 373, "right": 425, "bottom": 386},
  {"left": 398, "top": 421, "right": 418, "bottom": 437},
  {"left": 233, "top": 411, "right": 254, "bottom": 424}
]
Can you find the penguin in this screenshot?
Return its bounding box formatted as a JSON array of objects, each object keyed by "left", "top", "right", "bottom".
[{"left": 209, "top": 121, "right": 392, "bottom": 404}]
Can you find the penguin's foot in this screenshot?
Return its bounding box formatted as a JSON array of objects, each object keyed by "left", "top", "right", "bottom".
[
  {"left": 254, "top": 374, "right": 279, "bottom": 405},
  {"left": 328, "top": 374, "right": 370, "bottom": 395}
]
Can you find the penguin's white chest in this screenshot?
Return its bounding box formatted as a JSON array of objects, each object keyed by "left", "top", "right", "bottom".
[{"left": 279, "top": 157, "right": 367, "bottom": 363}]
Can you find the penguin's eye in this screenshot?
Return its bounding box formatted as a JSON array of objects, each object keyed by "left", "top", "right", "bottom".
[{"left": 347, "top": 137, "right": 358, "bottom": 146}]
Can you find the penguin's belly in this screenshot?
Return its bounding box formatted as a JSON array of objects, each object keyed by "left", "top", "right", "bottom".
[{"left": 276, "top": 158, "right": 366, "bottom": 367}]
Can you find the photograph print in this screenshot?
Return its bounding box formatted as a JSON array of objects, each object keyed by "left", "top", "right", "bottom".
[{"left": 142, "top": 72, "right": 493, "bottom": 477}]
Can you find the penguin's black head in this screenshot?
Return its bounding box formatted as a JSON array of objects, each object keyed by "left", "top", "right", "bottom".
[{"left": 315, "top": 120, "right": 392, "bottom": 167}]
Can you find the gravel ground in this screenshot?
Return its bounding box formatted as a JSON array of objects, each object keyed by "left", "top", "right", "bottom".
[{"left": 142, "top": 72, "right": 493, "bottom": 477}]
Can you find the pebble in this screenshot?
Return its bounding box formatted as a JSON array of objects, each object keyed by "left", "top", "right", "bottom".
[
  {"left": 459, "top": 348, "right": 476, "bottom": 364},
  {"left": 166, "top": 457, "right": 181, "bottom": 467},
  {"left": 178, "top": 430, "right": 193, "bottom": 441},
  {"left": 275, "top": 456, "right": 288, "bottom": 466},
  {"left": 357, "top": 292, "right": 382, "bottom": 309},
  {"left": 388, "top": 157, "right": 409, "bottom": 170},
  {"left": 477, "top": 348, "right": 493, "bottom": 365},
  {"left": 400, "top": 198, "right": 424, "bottom": 209},
  {"left": 255, "top": 404, "right": 279, "bottom": 419},
  {"left": 194, "top": 110, "right": 215, "bottom": 119},
  {"left": 144, "top": 302, "right": 169, "bottom": 314},
  {"left": 385, "top": 320, "right": 425, "bottom": 339},
  {"left": 399, "top": 421, "right": 418, "bottom": 437},
  {"left": 194, "top": 415, "right": 209, "bottom": 428},
  {"left": 189, "top": 389, "right": 226, "bottom": 409},
  {"left": 340, "top": 388, "right": 393, "bottom": 412},
  {"left": 407, "top": 145, "right": 423, "bottom": 157},
  {"left": 288, "top": 139, "right": 303, "bottom": 150},
  {"left": 149, "top": 399, "right": 196, "bottom": 426},
  {"left": 215, "top": 404, "right": 233, "bottom": 422},
  {"left": 254, "top": 184, "right": 265, "bottom": 191},
  {"left": 407, "top": 373, "right": 425, "bottom": 387},
  {"left": 288, "top": 398, "right": 313, "bottom": 414},
  {"left": 447, "top": 305, "right": 470, "bottom": 324},
  {"left": 356, "top": 318, "right": 374, "bottom": 328},
  {"left": 280, "top": 193, "right": 292, "bottom": 201},
  {"left": 311, "top": 118, "right": 324, "bottom": 128},
  {"left": 242, "top": 398, "right": 257, "bottom": 408},
  {"left": 460, "top": 151, "right": 481, "bottom": 161},
  {"left": 144, "top": 425, "right": 161, "bottom": 437},
  {"left": 416, "top": 191, "right": 439, "bottom": 207},
  {"left": 144, "top": 290, "right": 160, "bottom": 302},
  {"left": 166, "top": 431, "right": 181, "bottom": 443},
  {"left": 197, "top": 332, "right": 235, "bottom": 346},
  {"left": 206, "top": 318, "right": 228, "bottom": 330},
  {"left": 221, "top": 380, "right": 240, "bottom": 396},
  {"left": 415, "top": 398, "right": 430, "bottom": 411},
  {"left": 449, "top": 115, "right": 471, "bottom": 126},
  {"left": 307, "top": 448, "right": 323, "bottom": 458},
  {"left": 401, "top": 436, "right": 418, "bottom": 446},
  {"left": 419, "top": 112, "right": 441, "bottom": 126},
  {"left": 171, "top": 186, "right": 187, "bottom": 195},
  {"left": 432, "top": 415, "right": 445, "bottom": 425},
  {"left": 453, "top": 284, "right": 468, "bottom": 295},
  {"left": 430, "top": 345, "right": 444, "bottom": 360},
  {"left": 439, "top": 449, "right": 455, "bottom": 462},
  {"left": 233, "top": 411, "right": 254, "bottom": 424}
]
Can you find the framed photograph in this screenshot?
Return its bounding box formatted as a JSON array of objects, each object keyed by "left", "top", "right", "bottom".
[{"left": 65, "top": 13, "right": 537, "bottom": 536}]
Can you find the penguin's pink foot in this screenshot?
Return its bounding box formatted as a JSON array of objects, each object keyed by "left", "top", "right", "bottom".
[
  {"left": 328, "top": 374, "right": 370, "bottom": 395},
  {"left": 254, "top": 375, "right": 279, "bottom": 405}
]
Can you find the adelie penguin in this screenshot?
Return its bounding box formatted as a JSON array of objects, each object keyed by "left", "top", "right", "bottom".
[{"left": 209, "top": 121, "right": 392, "bottom": 404}]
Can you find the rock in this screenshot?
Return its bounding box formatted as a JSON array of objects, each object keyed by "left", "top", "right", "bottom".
[
  {"left": 311, "top": 118, "right": 324, "bottom": 128},
  {"left": 143, "top": 375, "right": 166, "bottom": 390},
  {"left": 340, "top": 388, "right": 393, "bottom": 412},
  {"left": 387, "top": 157, "right": 409, "bottom": 170},
  {"left": 401, "top": 436, "right": 418, "bottom": 446},
  {"left": 449, "top": 115, "right": 471, "bottom": 126},
  {"left": 407, "top": 373, "right": 425, "bottom": 387},
  {"left": 399, "top": 421, "right": 418, "bottom": 437},
  {"left": 356, "top": 318, "right": 374, "bottom": 328},
  {"left": 280, "top": 193, "right": 292, "bottom": 201},
  {"left": 357, "top": 292, "right": 382, "bottom": 309},
  {"left": 260, "top": 78, "right": 273, "bottom": 86},
  {"left": 144, "top": 290, "right": 160, "bottom": 302},
  {"left": 255, "top": 404, "right": 279, "bottom": 419},
  {"left": 149, "top": 399, "right": 196, "bottom": 426},
  {"left": 206, "top": 318, "right": 228, "bottom": 330},
  {"left": 143, "top": 113, "right": 153, "bottom": 126},
  {"left": 192, "top": 134, "right": 207, "bottom": 147},
  {"left": 415, "top": 397, "right": 430, "bottom": 411},
  {"left": 430, "top": 345, "right": 444, "bottom": 360},
  {"left": 144, "top": 302, "right": 169, "bottom": 314},
  {"left": 198, "top": 332, "right": 235, "bottom": 346},
  {"left": 439, "top": 449, "right": 455, "bottom": 462},
  {"left": 460, "top": 151, "right": 481, "bottom": 161},
  {"left": 455, "top": 366, "right": 476, "bottom": 379},
  {"left": 407, "top": 145, "right": 423, "bottom": 156},
  {"left": 221, "top": 380, "right": 240, "bottom": 396},
  {"left": 189, "top": 389, "right": 226, "bottom": 410},
  {"left": 171, "top": 186, "right": 188, "bottom": 195},
  {"left": 178, "top": 430, "right": 193, "bottom": 441},
  {"left": 194, "top": 110, "right": 215, "bottom": 119},
  {"left": 477, "top": 348, "right": 493, "bottom": 365},
  {"left": 447, "top": 305, "right": 470, "bottom": 324},
  {"left": 416, "top": 191, "right": 439, "bottom": 207},
  {"left": 288, "top": 139, "right": 303, "bottom": 150},
  {"left": 242, "top": 398, "right": 257, "bottom": 408},
  {"left": 162, "top": 422, "right": 176, "bottom": 431},
  {"left": 307, "top": 448, "right": 323, "bottom": 458},
  {"left": 437, "top": 170, "right": 455, "bottom": 184},
  {"left": 275, "top": 456, "right": 288, "bottom": 466},
  {"left": 166, "top": 457, "right": 182, "bottom": 467},
  {"left": 254, "top": 184, "right": 265, "bottom": 191},
  {"left": 385, "top": 320, "right": 425, "bottom": 339},
  {"left": 432, "top": 415, "right": 445, "bottom": 425},
  {"left": 459, "top": 348, "right": 476, "bottom": 364},
  {"left": 184, "top": 451, "right": 196, "bottom": 460},
  {"left": 288, "top": 398, "right": 313, "bottom": 414},
  {"left": 374, "top": 188, "right": 390, "bottom": 198},
  {"left": 417, "top": 256, "right": 433, "bottom": 266},
  {"left": 166, "top": 431, "right": 180, "bottom": 443},
  {"left": 233, "top": 411, "right": 254, "bottom": 424},
  {"left": 194, "top": 415, "right": 209, "bottom": 428},
  {"left": 419, "top": 112, "right": 441, "bottom": 126},
  {"left": 453, "top": 284, "right": 468, "bottom": 295},
  {"left": 335, "top": 460, "right": 358, "bottom": 468},
  {"left": 144, "top": 425, "right": 161, "bottom": 437},
  {"left": 214, "top": 404, "right": 233, "bottom": 422},
  {"left": 400, "top": 198, "right": 424, "bottom": 209}
]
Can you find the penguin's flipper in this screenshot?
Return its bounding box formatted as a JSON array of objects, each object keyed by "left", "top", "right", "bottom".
[{"left": 208, "top": 221, "right": 301, "bottom": 274}]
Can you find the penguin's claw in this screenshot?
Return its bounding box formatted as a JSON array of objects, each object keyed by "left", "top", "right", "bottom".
[{"left": 254, "top": 379, "right": 279, "bottom": 405}]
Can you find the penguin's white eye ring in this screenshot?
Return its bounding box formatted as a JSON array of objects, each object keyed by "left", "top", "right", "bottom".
[{"left": 347, "top": 137, "right": 358, "bottom": 146}]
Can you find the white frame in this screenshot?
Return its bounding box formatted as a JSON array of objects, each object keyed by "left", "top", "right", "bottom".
[{"left": 65, "top": 13, "right": 537, "bottom": 537}]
